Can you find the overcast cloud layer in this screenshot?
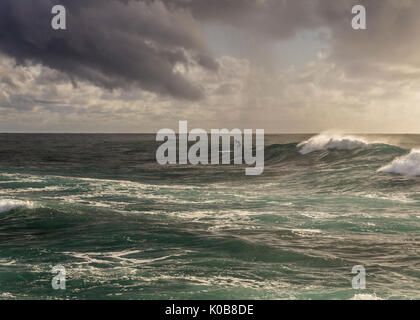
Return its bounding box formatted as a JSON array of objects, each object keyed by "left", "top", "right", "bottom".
[{"left": 1, "top": 0, "right": 420, "bottom": 132}]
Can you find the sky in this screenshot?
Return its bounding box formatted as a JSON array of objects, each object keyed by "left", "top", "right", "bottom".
[{"left": 1, "top": 0, "right": 420, "bottom": 133}]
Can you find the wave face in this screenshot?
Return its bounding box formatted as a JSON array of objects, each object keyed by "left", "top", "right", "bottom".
[
  {"left": 0, "top": 133, "right": 419, "bottom": 300},
  {"left": 379, "top": 149, "right": 420, "bottom": 177},
  {"left": 297, "top": 134, "right": 371, "bottom": 154}
]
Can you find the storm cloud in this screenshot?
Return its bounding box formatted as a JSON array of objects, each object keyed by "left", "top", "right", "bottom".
[{"left": 0, "top": 0, "right": 219, "bottom": 100}]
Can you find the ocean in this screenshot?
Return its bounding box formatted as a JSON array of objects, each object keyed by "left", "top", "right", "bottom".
[{"left": 0, "top": 133, "right": 419, "bottom": 300}]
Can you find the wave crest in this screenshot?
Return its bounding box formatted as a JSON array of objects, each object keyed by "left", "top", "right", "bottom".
[
  {"left": 297, "top": 134, "right": 370, "bottom": 155},
  {"left": 378, "top": 149, "right": 420, "bottom": 177},
  {"left": 0, "top": 199, "right": 36, "bottom": 213}
]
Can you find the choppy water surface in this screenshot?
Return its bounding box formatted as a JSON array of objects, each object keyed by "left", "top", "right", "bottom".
[{"left": 0, "top": 133, "right": 419, "bottom": 299}]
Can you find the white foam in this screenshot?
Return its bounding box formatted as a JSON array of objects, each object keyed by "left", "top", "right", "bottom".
[
  {"left": 298, "top": 134, "right": 370, "bottom": 155},
  {"left": 363, "top": 192, "right": 414, "bottom": 203},
  {"left": 350, "top": 293, "right": 383, "bottom": 300},
  {"left": 291, "top": 228, "right": 323, "bottom": 236},
  {"left": 378, "top": 149, "right": 420, "bottom": 177},
  {"left": 0, "top": 199, "right": 35, "bottom": 213}
]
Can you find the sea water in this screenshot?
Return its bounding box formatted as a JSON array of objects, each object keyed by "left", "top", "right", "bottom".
[{"left": 0, "top": 133, "right": 419, "bottom": 299}]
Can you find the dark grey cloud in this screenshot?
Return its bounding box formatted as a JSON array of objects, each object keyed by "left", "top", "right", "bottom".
[{"left": 0, "top": 0, "right": 220, "bottom": 100}]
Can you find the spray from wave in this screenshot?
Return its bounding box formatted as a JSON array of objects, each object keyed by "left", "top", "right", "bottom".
[
  {"left": 297, "top": 134, "right": 371, "bottom": 155},
  {"left": 378, "top": 149, "right": 420, "bottom": 177},
  {"left": 0, "top": 199, "right": 36, "bottom": 213}
]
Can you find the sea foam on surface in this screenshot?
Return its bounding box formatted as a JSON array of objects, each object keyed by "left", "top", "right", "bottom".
[{"left": 350, "top": 293, "right": 383, "bottom": 300}]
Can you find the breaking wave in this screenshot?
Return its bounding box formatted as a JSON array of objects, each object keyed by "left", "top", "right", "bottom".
[
  {"left": 297, "top": 134, "right": 371, "bottom": 155},
  {"left": 0, "top": 199, "right": 36, "bottom": 213},
  {"left": 378, "top": 149, "right": 420, "bottom": 177}
]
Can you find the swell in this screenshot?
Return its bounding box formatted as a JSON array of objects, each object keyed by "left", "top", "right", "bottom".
[
  {"left": 0, "top": 134, "right": 415, "bottom": 187},
  {"left": 262, "top": 134, "right": 420, "bottom": 179},
  {"left": 264, "top": 137, "right": 405, "bottom": 166}
]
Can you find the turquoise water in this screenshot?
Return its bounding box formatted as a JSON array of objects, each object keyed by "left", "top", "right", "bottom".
[{"left": 0, "top": 133, "right": 419, "bottom": 299}]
